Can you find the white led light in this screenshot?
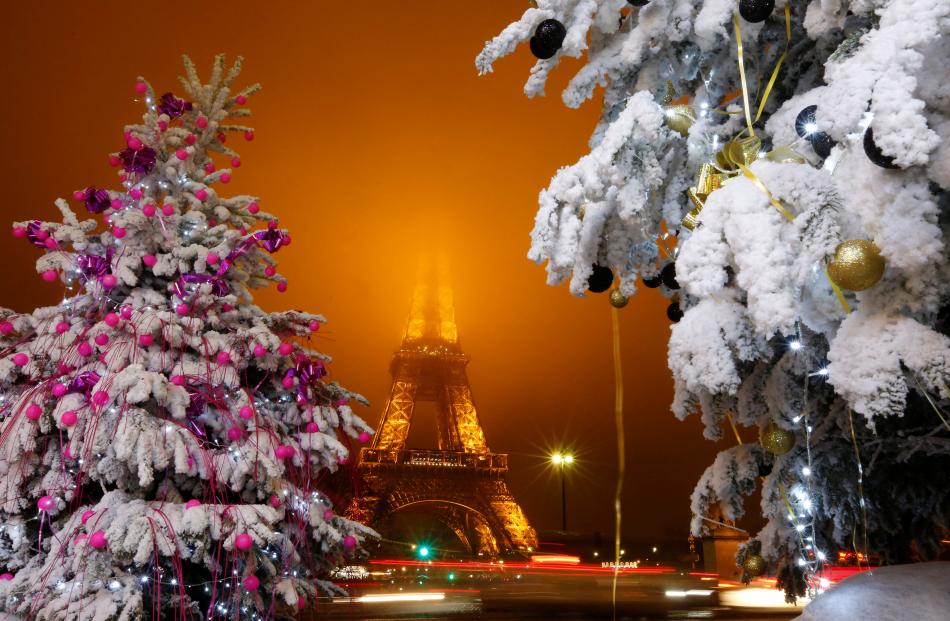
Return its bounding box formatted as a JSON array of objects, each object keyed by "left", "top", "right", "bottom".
[
  {"left": 802, "top": 467, "right": 812, "bottom": 476},
  {"left": 790, "top": 340, "right": 802, "bottom": 350}
]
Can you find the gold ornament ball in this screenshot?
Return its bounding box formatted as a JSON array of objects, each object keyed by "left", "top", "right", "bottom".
[
  {"left": 665, "top": 104, "right": 695, "bottom": 137},
  {"left": 609, "top": 289, "right": 629, "bottom": 308},
  {"left": 743, "top": 554, "right": 767, "bottom": 577},
  {"left": 760, "top": 424, "right": 795, "bottom": 456},
  {"left": 827, "top": 240, "right": 885, "bottom": 291}
]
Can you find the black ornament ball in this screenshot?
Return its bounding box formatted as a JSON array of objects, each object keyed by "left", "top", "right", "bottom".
[
  {"left": 642, "top": 273, "right": 663, "bottom": 289},
  {"left": 666, "top": 302, "right": 683, "bottom": 323},
  {"left": 809, "top": 131, "right": 835, "bottom": 158},
  {"left": 794, "top": 105, "right": 817, "bottom": 138},
  {"left": 529, "top": 19, "right": 567, "bottom": 60},
  {"left": 739, "top": 0, "right": 775, "bottom": 23},
  {"left": 660, "top": 262, "right": 679, "bottom": 290},
  {"left": 627, "top": 0, "right": 650, "bottom": 6},
  {"left": 587, "top": 264, "right": 614, "bottom": 293},
  {"left": 863, "top": 127, "right": 899, "bottom": 169}
]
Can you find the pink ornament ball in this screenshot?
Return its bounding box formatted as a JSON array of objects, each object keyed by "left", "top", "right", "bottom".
[
  {"left": 25, "top": 404, "right": 42, "bottom": 420},
  {"left": 306, "top": 422, "right": 319, "bottom": 433},
  {"left": 104, "top": 312, "right": 120, "bottom": 327},
  {"left": 175, "top": 149, "right": 188, "bottom": 161},
  {"left": 203, "top": 162, "right": 216, "bottom": 174},
  {"left": 297, "top": 596, "right": 306, "bottom": 609},
  {"left": 195, "top": 189, "right": 208, "bottom": 201},
  {"left": 108, "top": 155, "right": 121, "bottom": 167},
  {"left": 264, "top": 265, "right": 277, "bottom": 277},
  {"left": 0, "top": 321, "right": 12, "bottom": 334},
  {"left": 234, "top": 533, "right": 253, "bottom": 551},
  {"left": 110, "top": 198, "right": 123, "bottom": 210},
  {"left": 185, "top": 499, "right": 201, "bottom": 509},
  {"left": 323, "top": 509, "right": 334, "bottom": 521},
  {"left": 227, "top": 426, "right": 242, "bottom": 441},
  {"left": 247, "top": 202, "right": 259, "bottom": 214},
  {"left": 37, "top": 495, "right": 55, "bottom": 511},
  {"left": 44, "top": 237, "right": 58, "bottom": 250},
  {"left": 127, "top": 137, "right": 143, "bottom": 150},
  {"left": 277, "top": 342, "right": 293, "bottom": 356},
  {"left": 308, "top": 320, "right": 320, "bottom": 332},
  {"left": 196, "top": 116, "right": 208, "bottom": 129},
  {"left": 95, "top": 334, "right": 109, "bottom": 346},
  {"left": 217, "top": 132, "right": 227, "bottom": 143},
  {"left": 129, "top": 187, "right": 143, "bottom": 200},
  {"left": 12, "top": 353, "right": 29, "bottom": 366},
  {"left": 89, "top": 530, "right": 107, "bottom": 549},
  {"left": 0, "top": 573, "right": 13, "bottom": 581},
  {"left": 61, "top": 411, "right": 78, "bottom": 427},
  {"left": 219, "top": 172, "right": 231, "bottom": 184},
  {"left": 243, "top": 575, "right": 260, "bottom": 591},
  {"left": 239, "top": 406, "right": 254, "bottom": 420},
  {"left": 101, "top": 274, "right": 118, "bottom": 289},
  {"left": 34, "top": 229, "right": 48, "bottom": 241},
  {"left": 175, "top": 304, "right": 189, "bottom": 316},
  {"left": 221, "top": 303, "right": 233, "bottom": 312},
  {"left": 358, "top": 431, "right": 372, "bottom": 444},
  {"left": 170, "top": 375, "right": 186, "bottom": 386},
  {"left": 73, "top": 534, "right": 87, "bottom": 545},
  {"left": 135, "top": 81, "right": 147, "bottom": 94},
  {"left": 143, "top": 254, "right": 157, "bottom": 267},
  {"left": 72, "top": 190, "right": 85, "bottom": 200},
  {"left": 277, "top": 282, "right": 288, "bottom": 293},
  {"left": 113, "top": 227, "right": 127, "bottom": 239},
  {"left": 81, "top": 510, "right": 95, "bottom": 524},
  {"left": 52, "top": 384, "right": 68, "bottom": 398},
  {"left": 57, "top": 362, "right": 71, "bottom": 374},
  {"left": 142, "top": 204, "right": 156, "bottom": 217},
  {"left": 267, "top": 220, "right": 278, "bottom": 230},
  {"left": 235, "top": 95, "right": 247, "bottom": 105},
  {"left": 139, "top": 334, "right": 154, "bottom": 347},
  {"left": 275, "top": 445, "right": 294, "bottom": 460},
  {"left": 206, "top": 252, "right": 219, "bottom": 265},
  {"left": 231, "top": 157, "right": 241, "bottom": 168},
  {"left": 12, "top": 226, "right": 26, "bottom": 238},
  {"left": 42, "top": 270, "right": 58, "bottom": 283},
  {"left": 281, "top": 376, "right": 295, "bottom": 389},
  {"left": 185, "top": 133, "right": 197, "bottom": 146},
  {"left": 268, "top": 494, "right": 281, "bottom": 508},
  {"left": 161, "top": 204, "right": 175, "bottom": 216},
  {"left": 244, "top": 130, "right": 254, "bottom": 141},
  {"left": 343, "top": 535, "right": 357, "bottom": 550},
  {"left": 253, "top": 344, "right": 267, "bottom": 357},
  {"left": 55, "top": 321, "right": 69, "bottom": 334},
  {"left": 338, "top": 456, "right": 349, "bottom": 466},
  {"left": 120, "top": 306, "right": 133, "bottom": 320},
  {"left": 216, "top": 351, "right": 231, "bottom": 365},
  {"left": 92, "top": 390, "right": 109, "bottom": 406},
  {"left": 158, "top": 120, "right": 168, "bottom": 132},
  {"left": 77, "top": 342, "right": 93, "bottom": 356}
]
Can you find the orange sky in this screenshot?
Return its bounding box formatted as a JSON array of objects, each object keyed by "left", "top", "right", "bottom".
[{"left": 0, "top": 1, "right": 733, "bottom": 543}]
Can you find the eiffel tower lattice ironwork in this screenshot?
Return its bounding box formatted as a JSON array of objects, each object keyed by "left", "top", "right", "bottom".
[{"left": 349, "top": 264, "right": 537, "bottom": 556}]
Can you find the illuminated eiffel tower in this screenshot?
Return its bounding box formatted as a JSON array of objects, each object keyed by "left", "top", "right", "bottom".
[{"left": 350, "top": 261, "right": 537, "bottom": 556}]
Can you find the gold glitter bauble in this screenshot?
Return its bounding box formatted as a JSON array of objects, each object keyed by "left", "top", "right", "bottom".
[
  {"left": 760, "top": 424, "right": 795, "bottom": 456},
  {"left": 742, "top": 554, "right": 767, "bottom": 577},
  {"left": 665, "top": 104, "right": 696, "bottom": 137},
  {"left": 609, "top": 289, "right": 629, "bottom": 308},
  {"left": 827, "top": 240, "right": 885, "bottom": 292}
]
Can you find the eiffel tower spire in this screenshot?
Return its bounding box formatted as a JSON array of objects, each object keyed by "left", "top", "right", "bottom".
[{"left": 403, "top": 256, "right": 459, "bottom": 351}]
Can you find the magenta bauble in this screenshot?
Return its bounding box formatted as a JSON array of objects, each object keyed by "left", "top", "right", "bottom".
[
  {"left": 278, "top": 342, "right": 293, "bottom": 356},
  {"left": 143, "top": 255, "right": 157, "bottom": 267},
  {"left": 185, "top": 499, "right": 201, "bottom": 509},
  {"left": 195, "top": 189, "right": 208, "bottom": 201},
  {"left": 175, "top": 149, "right": 188, "bottom": 160},
  {"left": 0, "top": 573, "right": 13, "bottom": 581},
  {"left": 77, "top": 342, "right": 93, "bottom": 356},
  {"left": 206, "top": 252, "right": 219, "bottom": 265},
  {"left": 227, "top": 427, "right": 242, "bottom": 441},
  {"left": 0, "top": 321, "right": 12, "bottom": 334},
  {"left": 104, "top": 313, "right": 120, "bottom": 327},
  {"left": 248, "top": 202, "right": 260, "bottom": 214},
  {"left": 12, "top": 353, "right": 28, "bottom": 366},
  {"left": 216, "top": 351, "right": 231, "bottom": 365},
  {"left": 25, "top": 404, "right": 42, "bottom": 420},
  {"left": 244, "top": 130, "right": 254, "bottom": 141},
  {"left": 358, "top": 431, "right": 372, "bottom": 444},
  {"left": 92, "top": 391, "right": 109, "bottom": 406},
  {"left": 275, "top": 445, "right": 294, "bottom": 460},
  {"left": 175, "top": 304, "right": 189, "bottom": 315},
  {"left": 243, "top": 575, "right": 260, "bottom": 591},
  {"left": 127, "top": 137, "right": 142, "bottom": 150},
  {"left": 142, "top": 204, "right": 156, "bottom": 217},
  {"left": 234, "top": 533, "right": 253, "bottom": 551},
  {"left": 89, "top": 530, "right": 107, "bottom": 549},
  {"left": 135, "top": 81, "right": 147, "bottom": 93},
  {"left": 239, "top": 406, "right": 254, "bottom": 420},
  {"left": 308, "top": 320, "right": 320, "bottom": 332},
  {"left": 235, "top": 95, "right": 247, "bottom": 105},
  {"left": 323, "top": 509, "right": 334, "bottom": 521},
  {"left": 37, "top": 495, "right": 54, "bottom": 511},
  {"left": 120, "top": 306, "right": 133, "bottom": 320},
  {"left": 42, "top": 270, "right": 58, "bottom": 282},
  {"left": 61, "top": 411, "right": 78, "bottom": 427},
  {"left": 51, "top": 384, "right": 67, "bottom": 398},
  {"left": 81, "top": 510, "right": 95, "bottom": 524},
  {"left": 306, "top": 422, "right": 319, "bottom": 433},
  {"left": 231, "top": 157, "right": 241, "bottom": 167},
  {"left": 161, "top": 204, "right": 175, "bottom": 216},
  {"left": 204, "top": 162, "right": 216, "bottom": 173},
  {"left": 170, "top": 375, "right": 186, "bottom": 386},
  {"left": 139, "top": 334, "right": 153, "bottom": 347},
  {"left": 253, "top": 344, "right": 267, "bottom": 357},
  {"left": 112, "top": 227, "right": 126, "bottom": 238},
  {"left": 277, "top": 282, "right": 288, "bottom": 292},
  {"left": 343, "top": 535, "right": 357, "bottom": 550},
  {"left": 196, "top": 116, "right": 208, "bottom": 129},
  {"left": 185, "top": 133, "right": 196, "bottom": 145},
  {"left": 268, "top": 494, "right": 281, "bottom": 508},
  {"left": 55, "top": 321, "right": 69, "bottom": 334}
]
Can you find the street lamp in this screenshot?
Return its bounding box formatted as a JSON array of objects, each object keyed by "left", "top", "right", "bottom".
[{"left": 550, "top": 452, "right": 574, "bottom": 531}]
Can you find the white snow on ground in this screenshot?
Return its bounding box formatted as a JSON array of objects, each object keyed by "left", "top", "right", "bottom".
[{"left": 795, "top": 563, "right": 950, "bottom": 621}]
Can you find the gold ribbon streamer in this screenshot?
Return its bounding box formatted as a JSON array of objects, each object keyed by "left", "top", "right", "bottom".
[
  {"left": 610, "top": 307, "right": 625, "bottom": 621},
  {"left": 733, "top": 12, "right": 755, "bottom": 137},
  {"left": 825, "top": 267, "right": 853, "bottom": 314},
  {"left": 727, "top": 413, "right": 744, "bottom": 445},
  {"left": 753, "top": 4, "right": 792, "bottom": 124}
]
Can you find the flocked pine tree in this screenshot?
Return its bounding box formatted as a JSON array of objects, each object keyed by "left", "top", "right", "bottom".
[
  {"left": 0, "top": 55, "right": 374, "bottom": 620},
  {"left": 479, "top": 0, "right": 949, "bottom": 599}
]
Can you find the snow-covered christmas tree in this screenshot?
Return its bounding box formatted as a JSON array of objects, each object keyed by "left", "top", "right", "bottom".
[
  {"left": 0, "top": 55, "right": 374, "bottom": 620},
  {"left": 479, "top": 0, "right": 949, "bottom": 599}
]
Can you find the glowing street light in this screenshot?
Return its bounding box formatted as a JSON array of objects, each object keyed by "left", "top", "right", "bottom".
[{"left": 550, "top": 452, "right": 575, "bottom": 532}]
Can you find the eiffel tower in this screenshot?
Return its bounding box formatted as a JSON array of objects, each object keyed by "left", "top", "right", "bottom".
[{"left": 350, "top": 262, "right": 537, "bottom": 557}]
